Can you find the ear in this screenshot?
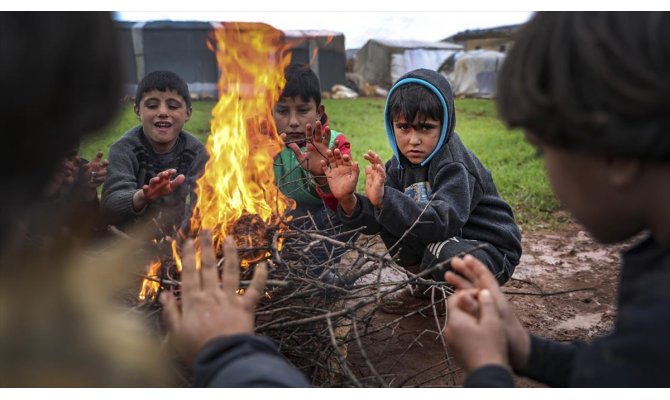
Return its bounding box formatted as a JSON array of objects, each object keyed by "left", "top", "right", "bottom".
[
  {"left": 134, "top": 105, "right": 141, "bottom": 120},
  {"left": 317, "top": 104, "right": 325, "bottom": 118},
  {"left": 607, "top": 158, "right": 641, "bottom": 188},
  {"left": 185, "top": 107, "right": 193, "bottom": 122}
]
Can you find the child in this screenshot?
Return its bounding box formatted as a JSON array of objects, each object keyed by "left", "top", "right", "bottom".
[
  {"left": 28, "top": 139, "right": 109, "bottom": 243},
  {"left": 273, "top": 64, "right": 358, "bottom": 272},
  {"left": 101, "top": 70, "right": 207, "bottom": 236},
  {"left": 324, "top": 68, "right": 522, "bottom": 314},
  {"left": 444, "top": 12, "right": 670, "bottom": 387}
]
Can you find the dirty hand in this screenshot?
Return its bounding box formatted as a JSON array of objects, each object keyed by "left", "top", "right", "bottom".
[
  {"left": 363, "top": 150, "right": 385, "bottom": 207},
  {"left": 444, "top": 289, "right": 509, "bottom": 372},
  {"left": 322, "top": 148, "right": 359, "bottom": 214},
  {"left": 445, "top": 255, "right": 530, "bottom": 371},
  {"left": 160, "top": 231, "right": 268, "bottom": 364},
  {"left": 283, "top": 121, "right": 332, "bottom": 181},
  {"left": 83, "top": 150, "right": 109, "bottom": 189},
  {"left": 142, "top": 169, "right": 186, "bottom": 202}
]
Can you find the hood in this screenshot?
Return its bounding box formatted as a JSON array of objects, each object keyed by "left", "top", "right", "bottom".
[{"left": 384, "top": 69, "right": 456, "bottom": 167}]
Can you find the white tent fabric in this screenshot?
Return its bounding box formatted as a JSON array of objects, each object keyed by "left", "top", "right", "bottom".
[
  {"left": 390, "top": 49, "right": 459, "bottom": 84},
  {"left": 354, "top": 39, "right": 463, "bottom": 89},
  {"left": 444, "top": 50, "right": 505, "bottom": 98}
]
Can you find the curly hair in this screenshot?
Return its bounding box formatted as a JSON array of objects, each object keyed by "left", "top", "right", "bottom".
[{"left": 497, "top": 12, "right": 670, "bottom": 161}]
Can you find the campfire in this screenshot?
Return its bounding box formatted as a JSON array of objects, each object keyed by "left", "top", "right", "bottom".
[{"left": 139, "top": 22, "right": 294, "bottom": 301}]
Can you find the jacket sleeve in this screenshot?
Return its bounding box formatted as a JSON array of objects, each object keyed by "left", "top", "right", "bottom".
[
  {"left": 100, "top": 142, "right": 144, "bottom": 224},
  {"left": 337, "top": 192, "right": 383, "bottom": 235},
  {"left": 516, "top": 334, "right": 580, "bottom": 387},
  {"left": 316, "top": 134, "right": 352, "bottom": 211},
  {"left": 377, "top": 161, "right": 482, "bottom": 243},
  {"left": 465, "top": 364, "right": 515, "bottom": 387},
  {"left": 193, "top": 334, "right": 310, "bottom": 388}
]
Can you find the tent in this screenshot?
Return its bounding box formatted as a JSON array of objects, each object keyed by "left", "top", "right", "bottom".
[
  {"left": 284, "top": 30, "right": 346, "bottom": 92},
  {"left": 353, "top": 39, "right": 463, "bottom": 89},
  {"left": 116, "top": 20, "right": 219, "bottom": 98},
  {"left": 115, "top": 21, "right": 346, "bottom": 99},
  {"left": 440, "top": 50, "right": 505, "bottom": 98}
]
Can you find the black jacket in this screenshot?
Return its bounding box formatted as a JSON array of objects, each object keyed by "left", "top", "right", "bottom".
[
  {"left": 467, "top": 236, "right": 670, "bottom": 387},
  {"left": 193, "top": 334, "right": 310, "bottom": 387}
]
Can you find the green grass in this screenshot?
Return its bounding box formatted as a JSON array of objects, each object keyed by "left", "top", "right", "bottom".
[{"left": 82, "top": 98, "right": 559, "bottom": 228}]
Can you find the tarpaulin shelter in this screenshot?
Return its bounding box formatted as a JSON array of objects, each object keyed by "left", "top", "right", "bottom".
[
  {"left": 116, "top": 20, "right": 219, "bottom": 98},
  {"left": 115, "top": 21, "right": 346, "bottom": 99},
  {"left": 353, "top": 39, "right": 463, "bottom": 89},
  {"left": 284, "top": 30, "right": 346, "bottom": 92},
  {"left": 440, "top": 50, "right": 505, "bottom": 98}
]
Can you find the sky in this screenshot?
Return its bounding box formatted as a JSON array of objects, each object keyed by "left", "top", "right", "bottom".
[{"left": 115, "top": 10, "right": 535, "bottom": 49}]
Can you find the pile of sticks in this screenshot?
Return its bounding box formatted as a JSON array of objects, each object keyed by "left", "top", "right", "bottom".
[{"left": 130, "top": 213, "right": 470, "bottom": 387}]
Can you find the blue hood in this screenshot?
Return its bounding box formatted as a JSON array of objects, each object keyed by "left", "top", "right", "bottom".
[{"left": 384, "top": 69, "right": 456, "bottom": 167}]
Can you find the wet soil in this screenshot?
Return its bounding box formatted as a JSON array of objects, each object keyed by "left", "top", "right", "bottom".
[{"left": 343, "top": 215, "right": 629, "bottom": 387}]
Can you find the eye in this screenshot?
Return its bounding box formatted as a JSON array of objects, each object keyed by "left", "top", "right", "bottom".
[
  {"left": 167, "top": 101, "right": 182, "bottom": 110},
  {"left": 274, "top": 107, "right": 288, "bottom": 115},
  {"left": 395, "top": 123, "right": 409, "bottom": 132}
]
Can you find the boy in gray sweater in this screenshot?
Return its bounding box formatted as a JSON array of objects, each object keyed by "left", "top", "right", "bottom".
[
  {"left": 101, "top": 71, "right": 207, "bottom": 236},
  {"left": 324, "top": 69, "right": 522, "bottom": 314}
]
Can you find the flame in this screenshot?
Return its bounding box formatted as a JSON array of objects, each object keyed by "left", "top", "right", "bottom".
[
  {"left": 138, "top": 22, "right": 295, "bottom": 301},
  {"left": 139, "top": 259, "right": 162, "bottom": 301},
  {"left": 190, "top": 22, "right": 294, "bottom": 265}
]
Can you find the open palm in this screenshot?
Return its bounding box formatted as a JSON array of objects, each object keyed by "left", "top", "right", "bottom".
[
  {"left": 363, "top": 150, "right": 385, "bottom": 207},
  {"left": 323, "top": 148, "right": 359, "bottom": 201}
]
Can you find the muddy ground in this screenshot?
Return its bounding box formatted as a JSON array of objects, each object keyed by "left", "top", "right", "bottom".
[{"left": 342, "top": 215, "right": 630, "bottom": 387}]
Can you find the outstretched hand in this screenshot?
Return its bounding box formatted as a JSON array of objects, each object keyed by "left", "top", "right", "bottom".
[
  {"left": 282, "top": 121, "right": 332, "bottom": 183},
  {"left": 445, "top": 255, "right": 530, "bottom": 371},
  {"left": 83, "top": 150, "right": 109, "bottom": 190},
  {"left": 322, "top": 148, "right": 359, "bottom": 215},
  {"left": 142, "top": 169, "right": 186, "bottom": 203},
  {"left": 363, "top": 150, "right": 385, "bottom": 208},
  {"left": 160, "top": 231, "right": 268, "bottom": 364}
]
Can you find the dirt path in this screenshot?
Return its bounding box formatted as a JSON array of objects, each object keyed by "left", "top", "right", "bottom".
[{"left": 344, "top": 217, "right": 628, "bottom": 387}]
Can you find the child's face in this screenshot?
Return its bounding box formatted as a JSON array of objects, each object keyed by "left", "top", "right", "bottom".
[
  {"left": 393, "top": 114, "right": 441, "bottom": 165},
  {"left": 273, "top": 96, "right": 323, "bottom": 147},
  {"left": 135, "top": 89, "right": 192, "bottom": 153},
  {"left": 528, "top": 133, "right": 642, "bottom": 244}
]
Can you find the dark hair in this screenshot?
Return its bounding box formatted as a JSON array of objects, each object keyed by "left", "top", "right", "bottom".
[
  {"left": 280, "top": 63, "right": 321, "bottom": 106},
  {"left": 388, "top": 83, "right": 444, "bottom": 124},
  {"left": 0, "top": 12, "right": 122, "bottom": 243},
  {"left": 135, "top": 70, "right": 192, "bottom": 109},
  {"left": 497, "top": 12, "right": 670, "bottom": 161}
]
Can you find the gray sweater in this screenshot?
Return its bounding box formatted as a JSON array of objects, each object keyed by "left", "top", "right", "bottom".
[{"left": 101, "top": 126, "right": 207, "bottom": 235}]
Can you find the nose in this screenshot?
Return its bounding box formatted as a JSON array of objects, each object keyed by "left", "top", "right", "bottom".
[
  {"left": 158, "top": 102, "right": 169, "bottom": 117},
  {"left": 408, "top": 130, "right": 422, "bottom": 145},
  {"left": 288, "top": 110, "right": 299, "bottom": 129}
]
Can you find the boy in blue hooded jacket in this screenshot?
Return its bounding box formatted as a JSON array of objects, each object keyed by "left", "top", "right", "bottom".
[{"left": 324, "top": 69, "right": 522, "bottom": 314}]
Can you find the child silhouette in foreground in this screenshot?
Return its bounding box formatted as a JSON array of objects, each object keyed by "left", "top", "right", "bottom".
[{"left": 444, "top": 11, "right": 670, "bottom": 387}]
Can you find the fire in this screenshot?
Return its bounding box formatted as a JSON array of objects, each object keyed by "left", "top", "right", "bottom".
[
  {"left": 138, "top": 259, "right": 161, "bottom": 301},
  {"left": 138, "top": 22, "right": 294, "bottom": 301}
]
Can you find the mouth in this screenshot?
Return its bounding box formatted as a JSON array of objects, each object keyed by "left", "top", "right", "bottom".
[{"left": 155, "top": 121, "right": 173, "bottom": 131}]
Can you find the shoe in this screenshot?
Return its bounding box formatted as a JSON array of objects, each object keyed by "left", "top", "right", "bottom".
[{"left": 381, "top": 287, "right": 446, "bottom": 316}]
